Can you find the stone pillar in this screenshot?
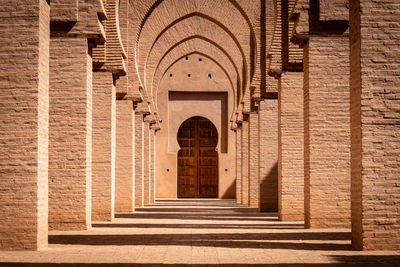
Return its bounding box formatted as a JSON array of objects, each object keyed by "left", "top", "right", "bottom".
[
  {"left": 303, "top": 37, "right": 350, "bottom": 229},
  {"left": 115, "top": 100, "right": 135, "bottom": 212},
  {"left": 48, "top": 37, "right": 92, "bottom": 230},
  {"left": 278, "top": 72, "right": 304, "bottom": 221},
  {"left": 91, "top": 72, "right": 116, "bottom": 221},
  {"left": 134, "top": 113, "right": 144, "bottom": 208},
  {"left": 0, "top": 0, "right": 50, "bottom": 250},
  {"left": 241, "top": 118, "right": 249, "bottom": 205},
  {"left": 259, "top": 99, "right": 278, "bottom": 212},
  {"left": 248, "top": 112, "right": 260, "bottom": 208},
  {"left": 150, "top": 128, "right": 156, "bottom": 204},
  {"left": 350, "top": 0, "right": 400, "bottom": 250},
  {"left": 143, "top": 122, "right": 150, "bottom": 205},
  {"left": 235, "top": 127, "right": 242, "bottom": 204}
]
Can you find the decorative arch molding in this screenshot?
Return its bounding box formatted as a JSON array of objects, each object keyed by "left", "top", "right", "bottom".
[
  {"left": 152, "top": 41, "right": 239, "bottom": 108},
  {"left": 144, "top": 12, "right": 246, "bottom": 85},
  {"left": 152, "top": 35, "right": 241, "bottom": 104},
  {"left": 156, "top": 51, "right": 237, "bottom": 122},
  {"left": 133, "top": 0, "right": 257, "bottom": 91}
]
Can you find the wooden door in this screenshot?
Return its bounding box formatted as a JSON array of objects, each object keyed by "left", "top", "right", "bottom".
[{"left": 177, "top": 117, "right": 218, "bottom": 198}]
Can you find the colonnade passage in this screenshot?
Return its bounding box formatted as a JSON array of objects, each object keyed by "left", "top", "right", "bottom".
[{"left": 0, "top": 0, "right": 399, "bottom": 265}]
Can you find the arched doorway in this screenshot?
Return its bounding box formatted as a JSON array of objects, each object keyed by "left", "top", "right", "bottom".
[{"left": 177, "top": 116, "right": 219, "bottom": 198}]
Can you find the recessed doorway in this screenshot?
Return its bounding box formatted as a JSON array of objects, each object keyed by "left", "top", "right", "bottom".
[{"left": 177, "top": 116, "right": 218, "bottom": 198}]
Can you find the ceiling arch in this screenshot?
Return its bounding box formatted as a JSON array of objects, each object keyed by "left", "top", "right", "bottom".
[
  {"left": 144, "top": 17, "right": 243, "bottom": 93},
  {"left": 133, "top": 0, "right": 256, "bottom": 94}
]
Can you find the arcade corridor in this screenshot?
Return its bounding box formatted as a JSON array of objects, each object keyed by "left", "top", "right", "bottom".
[{"left": 0, "top": 200, "right": 399, "bottom": 265}]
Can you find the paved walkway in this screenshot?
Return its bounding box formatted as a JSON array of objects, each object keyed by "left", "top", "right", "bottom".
[{"left": 0, "top": 199, "right": 399, "bottom": 266}]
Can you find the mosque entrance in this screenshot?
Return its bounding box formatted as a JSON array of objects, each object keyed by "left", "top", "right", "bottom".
[{"left": 177, "top": 116, "right": 218, "bottom": 198}]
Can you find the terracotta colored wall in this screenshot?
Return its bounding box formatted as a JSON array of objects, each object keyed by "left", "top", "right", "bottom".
[
  {"left": 304, "top": 37, "right": 351, "bottom": 228},
  {"left": 241, "top": 120, "right": 249, "bottom": 205},
  {"left": 259, "top": 99, "right": 278, "bottom": 212},
  {"left": 0, "top": 0, "right": 49, "bottom": 250},
  {"left": 92, "top": 72, "right": 116, "bottom": 221},
  {"left": 350, "top": 0, "right": 400, "bottom": 250},
  {"left": 278, "top": 72, "right": 304, "bottom": 221},
  {"left": 134, "top": 113, "right": 144, "bottom": 207},
  {"left": 248, "top": 112, "right": 259, "bottom": 208},
  {"left": 235, "top": 128, "right": 242, "bottom": 204},
  {"left": 48, "top": 37, "right": 92, "bottom": 230},
  {"left": 115, "top": 100, "right": 135, "bottom": 212}
]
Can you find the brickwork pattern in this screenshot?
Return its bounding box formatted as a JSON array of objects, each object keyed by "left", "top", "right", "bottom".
[
  {"left": 258, "top": 99, "right": 278, "bottom": 212},
  {"left": 48, "top": 37, "right": 92, "bottom": 231},
  {"left": 92, "top": 72, "right": 116, "bottom": 221},
  {"left": 241, "top": 121, "right": 249, "bottom": 205},
  {"left": 304, "top": 37, "right": 351, "bottom": 229},
  {"left": 115, "top": 100, "right": 135, "bottom": 212},
  {"left": 350, "top": 0, "right": 400, "bottom": 251},
  {"left": 134, "top": 114, "right": 144, "bottom": 207},
  {"left": 278, "top": 72, "right": 304, "bottom": 221},
  {"left": 150, "top": 129, "right": 156, "bottom": 204},
  {"left": 248, "top": 112, "right": 259, "bottom": 208},
  {"left": 143, "top": 123, "right": 150, "bottom": 205},
  {"left": 235, "top": 128, "right": 242, "bottom": 204},
  {"left": 0, "top": 0, "right": 50, "bottom": 250}
]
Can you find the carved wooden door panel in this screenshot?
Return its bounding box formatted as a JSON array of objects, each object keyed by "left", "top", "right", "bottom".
[{"left": 177, "top": 117, "right": 218, "bottom": 198}]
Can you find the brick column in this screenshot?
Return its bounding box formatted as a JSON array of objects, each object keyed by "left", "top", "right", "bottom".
[
  {"left": 134, "top": 113, "right": 144, "bottom": 208},
  {"left": 303, "top": 37, "right": 350, "bottom": 229},
  {"left": 143, "top": 122, "right": 150, "bottom": 205},
  {"left": 278, "top": 72, "right": 304, "bottom": 221},
  {"left": 91, "top": 72, "right": 116, "bottom": 221},
  {"left": 48, "top": 37, "right": 92, "bottom": 230},
  {"left": 235, "top": 127, "right": 242, "bottom": 204},
  {"left": 241, "top": 119, "right": 249, "bottom": 205},
  {"left": 350, "top": 0, "right": 400, "bottom": 250},
  {"left": 0, "top": 0, "right": 50, "bottom": 250},
  {"left": 259, "top": 99, "right": 278, "bottom": 212},
  {"left": 115, "top": 100, "right": 135, "bottom": 212},
  {"left": 248, "top": 112, "right": 259, "bottom": 208},
  {"left": 150, "top": 128, "right": 156, "bottom": 204}
]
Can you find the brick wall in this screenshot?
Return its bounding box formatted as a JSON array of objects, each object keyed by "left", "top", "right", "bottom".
[
  {"left": 248, "top": 112, "right": 259, "bottom": 208},
  {"left": 92, "top": 72, "right": 116, "bottom": 221},
  {"left": 115, "top": 100, "right": 135, "bottom": 212},
  {"left": 48, "top": 37, "right": 92, "bottom": 230},
  {"left": 143, "top": 123, "right": 150, "bottom": 205},
  {"left": 259, "top": 99, "right": 278, "bottom": 212},
  {"left": 241, "top": 121, "right": 249, "bottom": 205},
  {"left": 235, "top": 128, "right": 242, "bottom": 204},
  {"left": 150, "top": 129, "right": 156, "bottom": 203},
  {"left": 135, "top": 113, "right": 144, "bottom": 207},
  {"left": 0, "top": 0, "right": 49, "bottom": 250},
  {"left": 304, "top": 37, "right": 351, "bottom": 228},
  {"left": 350, "top": 0, "right": 400, "bottom": 250},
  {"left": 278, "top": 72, "right": 304, "bottom": 221}
]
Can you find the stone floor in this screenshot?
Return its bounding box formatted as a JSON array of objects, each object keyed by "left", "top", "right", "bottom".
[{"left": 0, "top": 199, "right": 399, "bottom": 266}]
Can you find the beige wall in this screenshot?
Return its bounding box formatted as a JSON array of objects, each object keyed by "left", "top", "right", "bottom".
[{"left": 155, "top": 54, "right": 236, "bottom": 199}]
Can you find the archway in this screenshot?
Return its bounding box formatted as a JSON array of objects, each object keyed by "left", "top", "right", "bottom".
[{"left": 177, "top": 116, "right": 218, "bottom": 198}]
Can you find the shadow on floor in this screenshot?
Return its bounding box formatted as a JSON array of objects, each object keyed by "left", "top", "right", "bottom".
[
  {"left": 2, "top": 256, "right": 400, "bottom": 266},
  {"left": 92, "top": 223, "right": 304, "bottom": 229},
  {"left": 49, "top": 232, "right": 352, "bottom": 250}
]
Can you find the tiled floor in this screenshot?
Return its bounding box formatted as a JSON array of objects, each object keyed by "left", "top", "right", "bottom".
[{"left": 0, "top": 199, "right": 399, "bottom": 266}]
